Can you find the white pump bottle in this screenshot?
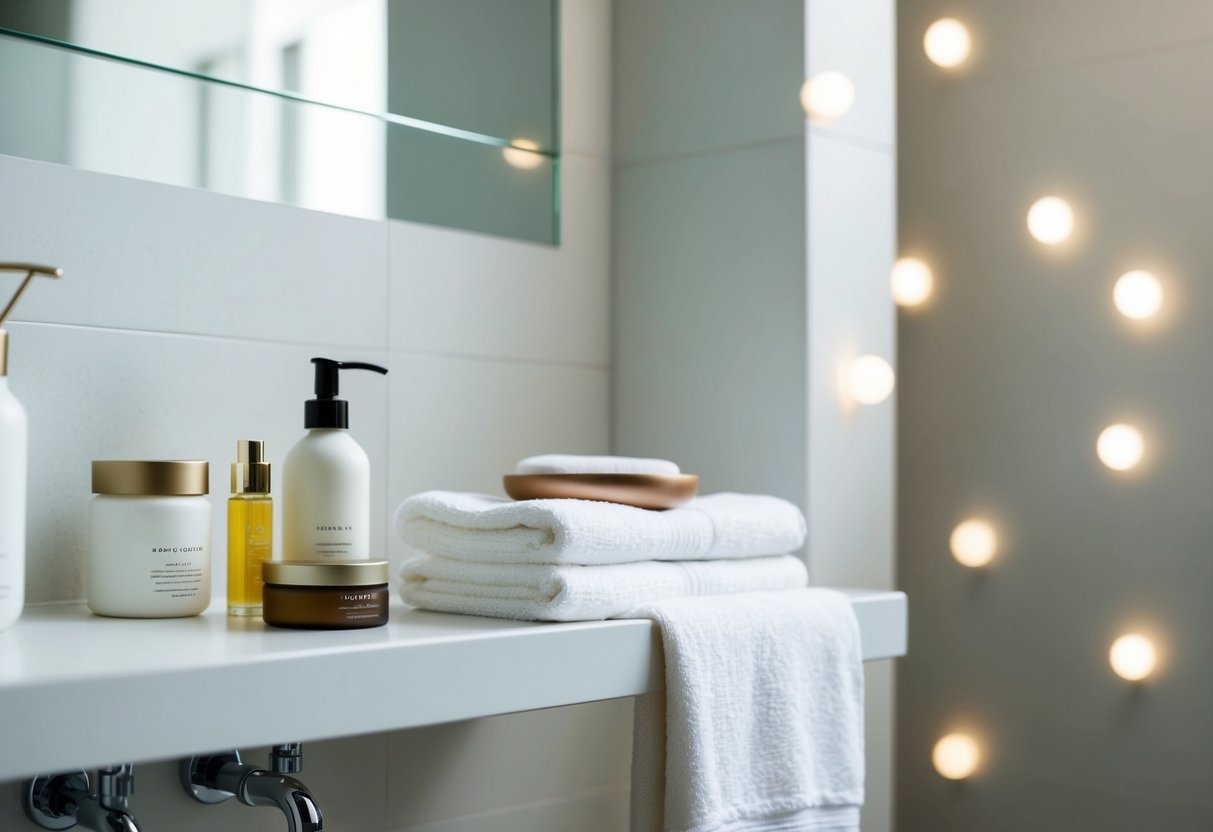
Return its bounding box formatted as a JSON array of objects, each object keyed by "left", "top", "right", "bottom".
[
  {"left": 282, "top": 357, "right": 388, "bottom": 561},
  {"left": 0, "top": 263, "right": 62, "bottom": 631}
]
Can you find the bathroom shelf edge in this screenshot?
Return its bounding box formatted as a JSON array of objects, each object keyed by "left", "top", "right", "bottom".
[{"left": 0, "top": 588, "right": 905, "bottom": 781}]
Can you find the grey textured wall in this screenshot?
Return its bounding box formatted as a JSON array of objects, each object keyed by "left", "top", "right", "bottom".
[{"left": 897, "top": 1, "right": 1213, "bottom": 829}]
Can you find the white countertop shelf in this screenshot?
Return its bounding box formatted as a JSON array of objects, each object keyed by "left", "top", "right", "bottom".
[{"left": 0, "top": 588, "right": 905, "bottom": 782}]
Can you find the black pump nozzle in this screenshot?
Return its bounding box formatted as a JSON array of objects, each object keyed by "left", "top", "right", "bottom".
[{"left": 305, "top": 357, "right": 388, "bottom": 429}]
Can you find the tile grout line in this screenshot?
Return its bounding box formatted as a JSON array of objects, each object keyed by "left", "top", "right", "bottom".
[
  {"left": 615, "top": 134, "right": 805, "bottom": 171},
  {"left": 9, "top": 319, "right": 610, "bottom": 373}
]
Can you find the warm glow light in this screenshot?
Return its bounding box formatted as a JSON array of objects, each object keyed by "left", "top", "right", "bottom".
[
  {"left": 503, "top": 139, "right": 544, "bottom": 170},
  {"left": 800, "top": 71, "right": 856, "bottom": 124},
  {"left": 950, "top": 519, "right": 997, "bottom": 568},
  {"left": 847, "top": 355, "right": 895, "bottom": 405},
  {"left": 1114, "top": 271, "right": 1163, "bottom": 320},
  {"left": 891, "top": 257, "right": 935, "bottom": 307},
  {"left": 1109, "top": 633, "right": 1157, "bottom": 681},
  {"left": 1026, "top": 196, "right": 1074, "bottom": 245},
  {"left": 932, "top": 733, "right": 981, "bottom": 780},
  {"left": 923, "top": 18, "right": 972, "bottom": 68},
  {"left": 1096, "top": 423, "right": 1145, "bottom": 471}
]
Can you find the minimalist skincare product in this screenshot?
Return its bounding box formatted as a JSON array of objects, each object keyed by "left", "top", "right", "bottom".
[
  {"left": 283, "top": 357, "right": 387, "bottom": 561},
  {"left": 228, "top": 440, "right": 272, "bottom": 616},
  {"left": 89, "top": 460, "right": 211, "bottom": 618},
  {"left": 262, "top": 559, "right": 389, "bottom": 629},
  {"left": 0, "top": 263, "right": 61, "bottom": 632}
]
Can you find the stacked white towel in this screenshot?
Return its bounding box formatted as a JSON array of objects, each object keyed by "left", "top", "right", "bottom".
[
  {"left": 395, "top": 486, "right": 809, "bottom": 621},
  {"left": 395, "top": 459, "right": 865, "bottom": 829},
  {"left": 396, "top": 491, "right": 807, "bottom": 566}
]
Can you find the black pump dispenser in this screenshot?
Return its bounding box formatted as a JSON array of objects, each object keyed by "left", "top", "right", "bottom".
[{"left": 304, "top": 357, "right": 388, "bottom": 429}]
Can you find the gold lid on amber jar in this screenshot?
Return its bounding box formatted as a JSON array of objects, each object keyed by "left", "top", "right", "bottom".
[
  {"left": 92, "top": 460, "right": 210, "bottom": 496},
  {"left": 263, "top": 560, "right": 389, "bottom": 587}
]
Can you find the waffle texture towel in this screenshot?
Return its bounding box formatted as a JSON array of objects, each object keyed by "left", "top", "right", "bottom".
[
  {"left": 395, "top": 491, "right": 806, "bottom": 566},
  {"left": 397, "top": 554, "right": 808, "bottom": 622},
  {"left": 629, "top": 589, "right": 864, "bottom": 832}
]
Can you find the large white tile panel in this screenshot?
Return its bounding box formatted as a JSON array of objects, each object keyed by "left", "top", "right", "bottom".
[
  {"left": 9, "top": 321, "right": 388, "bottom": 603},
  {"left": 613, "top": 139, "right": 808, "bottom": 507},
  {"left": 386, "top": 352, "right": 608, "bottom": 569},
  {"left": 560, "top": 0, "right": 612, "bottom": 159},
  {"left": 386, "top": 700, "right": 632, "bottom": 829},
  {"left": 614, "top": 0, "right": 805, "bottom": 164},
  {"left": 387, "top": 155, "right": 609, "bottom": 366},
  {"left": 805, "top": 134, "right": 895, "bottom": 589},
  {"left": 0, "top": 155, "right": 388, "bottom": 349},
  {"left": 806, "top": 0, "right": 895, "bottom": 149}
]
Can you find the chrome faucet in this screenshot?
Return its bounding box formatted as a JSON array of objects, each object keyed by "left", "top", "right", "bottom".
[
  {"left": 181, "top": 745, "right": 322, "bottom": 832},
  {"left": 23, "top": 765, "right": 140, "bottom": 832}
]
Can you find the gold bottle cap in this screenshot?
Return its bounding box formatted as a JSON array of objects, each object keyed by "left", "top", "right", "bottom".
[
  {"left": 231, "top": 439, "right": 271, "bottom": 494},
  {"left": 263, "top": 560, "right": 390, "bottom": 587},
  {"left": 0, "top": 330, "right": 7, "bottom": 377},
  {"left": 92, "top": 460, "right": 210, "bottom": 496}
]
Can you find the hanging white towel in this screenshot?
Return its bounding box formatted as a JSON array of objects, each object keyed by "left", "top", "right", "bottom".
[
  {"left": 395, "top": 491, "right": 806, "bottom": 566},
  {"left": 629, "top": 589, "right": 864, "bottom": 832},
  {"left": 398, "top": 554, "right": 808, "bottom": 622}
]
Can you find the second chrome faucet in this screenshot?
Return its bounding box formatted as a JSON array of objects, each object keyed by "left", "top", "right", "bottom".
[{"left": 180, "top": 744, "right": 322, "bottom": 832}]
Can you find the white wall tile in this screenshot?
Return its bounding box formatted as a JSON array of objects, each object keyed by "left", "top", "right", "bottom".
[
  {"left": 387, "top": 785, "right": 630, "bottom": 832},
  {"left": 10, "top": 322, "right": 388, "bottom": 603},
  {"left": 613, "top": 0, "right": 805, "bottom": 164},
  {"left": 805, "top": 134, "right": 895, "bottom": 590},
  {"left": 561, "top": 0, "right": 612, "bottom": 159},
  {"left": 806, "top": 0, "right": 895, "bottom": 149},
  {"left": 0, "top": 155, "right": 389, "bottom": 350},
  {"left": 613, "top": 139, "right": 808, "bottom": 506},
  {"left": 387, "top": 155, "right": 609, "bottom": 367},
  {"left": 386, "top": 352, "right": 609, "bottom": 570},
  {"left": 385, "top": 700, "right": 632, "bottom": 830}
]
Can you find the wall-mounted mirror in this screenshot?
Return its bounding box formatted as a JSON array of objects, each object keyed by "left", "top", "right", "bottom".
[{"left": 0, "top": 0, "right": 559, "bottom": 243}]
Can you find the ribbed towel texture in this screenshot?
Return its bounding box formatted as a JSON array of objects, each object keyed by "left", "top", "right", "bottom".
[
  {"left": 395, "top": 491, "right": 807, "bottom": 566},
  {"left": 399, "top": 554, "right": 808, "bottom": 622},
  {"left": 516, "top": 453, "right": 681, "bottom": 475},
  {"left": 629, "top": 589, "right": 865, "bottom": 832}
]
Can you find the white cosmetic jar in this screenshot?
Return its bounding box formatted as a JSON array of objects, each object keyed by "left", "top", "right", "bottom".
[{"left": 89, "top": 460, "right": 212, "bottom": 618}]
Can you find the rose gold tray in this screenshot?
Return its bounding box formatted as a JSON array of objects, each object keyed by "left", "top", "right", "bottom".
[{"left": 503, "top": 473, "right": 700, "bottom": 510}]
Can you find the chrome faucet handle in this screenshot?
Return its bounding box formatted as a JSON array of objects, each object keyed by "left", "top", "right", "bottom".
[
  {"left": 270, "top": 743, "right": 304, "bottom": 775},
  {"left": 23, "top": 770, "right": 89, "bottom": 830},
  {"left": 97, "top": 764, "right": 135, "bottom": 811},
  {"left": 23, "top": 769, "right": 141, "bottom": 832},
  {"left": 180, "top": 751, "right": 242, "bottom": 804}
]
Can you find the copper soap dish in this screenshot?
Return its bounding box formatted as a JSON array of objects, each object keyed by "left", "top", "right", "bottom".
[{"left": 503, "top": 473, "right": 700, "bottom": 510}]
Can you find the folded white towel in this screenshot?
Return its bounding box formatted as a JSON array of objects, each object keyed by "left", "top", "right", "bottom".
[
  {"left": 629, "top": 589, "right": 864, "bottom": 832},
  {"left": 398, "top": 554, "right": 808, "bottom": 622},
  {"left": 395, "top": 491, "right": 807, "bottom": 566},
  {"left": 515, "top": 454, "right": 681, "bottom": 475}
]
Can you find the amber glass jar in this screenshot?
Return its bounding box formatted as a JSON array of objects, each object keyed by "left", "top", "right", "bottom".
[{"left": 262, "top": 560, "right": 389, "bottom": 629}]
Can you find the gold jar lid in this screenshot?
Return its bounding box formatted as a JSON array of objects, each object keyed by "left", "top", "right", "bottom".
[
  {"left": 92, "top": 460, "right": 210, "bottom": 496},
  {"left": 263, "top": 560, "right": 390, "bottom": 587}
]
